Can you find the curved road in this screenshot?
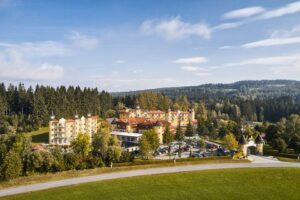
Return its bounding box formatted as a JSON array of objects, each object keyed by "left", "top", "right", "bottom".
[{"left": 0, "top": 156, "right": 299, "bottom": 198}]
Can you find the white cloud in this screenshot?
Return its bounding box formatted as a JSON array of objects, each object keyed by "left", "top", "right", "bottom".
[
  {"left": 269, "top": 64, "right": 300, "bottom": 75},
  {"left": 174, "top": 56, "right": 207, "bottom": 64},
  {"left": 180, "top": 66, "right": 200, "bottom": 71},
  {"left": 210, "top": 54, "right": 300, "bottom": 77},
  {"left": 180, "top": 66, "right": 210, "bottom": 76},
  {"left": 225, "top": 55, "right": 299, "bottom": 66},
  {"left": 0, "top": 63, "right": 64, "bottom": 81},
  {"left": 141, "top": 16, "right": 211, "bottom": 40},
  {"left": 115, "top": 59, "right": 126, "bottom": 64},
  {"left": 93, "top": 75, "right": 175, "bottom": 91},
  {"left": 270, "top": 25, "right": 300, "bottom": 38},
  {"left": 0, "top": 50, "right": 64, "bottom": 81},
  {"left": 216, "top": 2, "right": 300, "bottom": 31},
  {"left": 69, "top": 31, "right": 99, "bottom": 50},
  {"left": 132, "top": 69, "right": 144, "bottom": 74},
  {"left": 242, "top": 37, "right": 300, "bottom": 48},
  {"left": 0, "top": 31, "right": 101, "bottom": 82},
  {"left": 238, "top": 25, "right": 300, "bottom": 48},
  {"left": 213, "top": 21, "right": 245, "bottom": 31},
  {"left": 260, "top": 1, "right": 300, "bottom": 19},
  {"left": 195, "top": 72, "right": 210, "bottom": 76},
  {"left": 219, "top": 45, "right": 234, "bottom": 50},
  {"left": 222, "top": 6, "right": 265, "bottom": 19},
  {"left": 0, "top": 41, "right": 69, "bottom": 57}
]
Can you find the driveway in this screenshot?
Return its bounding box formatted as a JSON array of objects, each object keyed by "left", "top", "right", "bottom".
[
  {"left": 248, "top": 155, "right": 282, "bottom": 163},
  {"left": 0, "top": 159, "right": 299, "bottom": 198}
]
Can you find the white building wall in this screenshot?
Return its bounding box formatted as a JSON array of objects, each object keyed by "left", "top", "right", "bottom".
[{"left": 49, "top": 116, "right": 97, "bottom": 146}]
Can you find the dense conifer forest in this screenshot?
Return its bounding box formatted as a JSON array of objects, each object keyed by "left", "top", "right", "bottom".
[{"left": 0, "top": 80, "right": 300, "bottom": 134}]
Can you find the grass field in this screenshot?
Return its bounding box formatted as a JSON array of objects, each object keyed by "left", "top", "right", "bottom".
[
  {"left": 25, "top": 127, "right": 49, "bottom": 143},
  {"left": 0, "top": 157, "right": 246, "bottom": 189},
  {"left": 2, "top": 168, "right": 300, "bottom": 200},
  {"left": 278, "top": 157, "right": 300, "bottom": 162}
]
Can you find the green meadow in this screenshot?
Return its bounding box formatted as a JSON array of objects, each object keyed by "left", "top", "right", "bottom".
[{"left": 3, "top": 168, "right": 300, "bottom": 200}]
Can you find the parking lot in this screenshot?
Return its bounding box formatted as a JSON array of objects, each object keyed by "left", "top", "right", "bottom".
[{"left": 154, "top": 137, "right": 230, "bottom": 160}]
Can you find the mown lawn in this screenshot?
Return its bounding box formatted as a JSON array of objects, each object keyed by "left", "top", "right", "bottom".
[
  {"left": 25, "top": 127, "right": 49, "bottom": 143},
  {"left": 3, "top": 168, "right": 300, "bottom": 200}
]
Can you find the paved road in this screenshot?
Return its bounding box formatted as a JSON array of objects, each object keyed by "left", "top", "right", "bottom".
[{"left": 0, "top": 157, "right": 299, "bottom": 198}]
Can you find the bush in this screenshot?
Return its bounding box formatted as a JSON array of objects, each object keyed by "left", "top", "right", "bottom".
[
  {"left": 51, "top": 148, "right": 65, "bottom": 172},
  {"left": 0, "top": 150, "right": 22, "bottom": 180},
  {"left": 86, "top": 156, "right": 104, "bottom": 169},
  {"left": 114, "top": 156, "right": 232, "bottom": 167},
  {"left": 41, "top": 152, "right": 55, "bottom": 172},
  {"left": 119, "top": 151, "right": 134, "bottom": 163},
  {"left": 26, "top": 151, "right": 44, "bottom": 173},
  {"left": 64, "top": 153, "right": 81, "bottom": 170},
  {"left": 264, "top": 146, "right": 298, "bottom": 159}
]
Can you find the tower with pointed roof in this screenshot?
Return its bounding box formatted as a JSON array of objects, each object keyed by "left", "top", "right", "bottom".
[
  {"left": 50, "top": 111, "right": 55, "bottom": 120},
  {"left": 255, "top": 134, "right": 264, "bottom": 155},
  {"left": 239, "top": 135, "right": 248, "bottom": 157}
]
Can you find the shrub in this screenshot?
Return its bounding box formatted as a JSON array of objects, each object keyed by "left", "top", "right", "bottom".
[
  {"left": 0, "top": 150, "right": 22, "bottom": 180},
  {"left": 26, "top": 151, "right": 44, "bottom": 173},
  {"left": 64, "top": 153, "right": 81, "bottom": 170},
  {"left": 86, "top": 155, "right": 104, "bottom": 169},
  {"left": 119, "top": 151, "right": 134, "bottom": 163}
]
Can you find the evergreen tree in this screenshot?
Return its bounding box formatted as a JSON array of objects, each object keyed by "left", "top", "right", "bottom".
[
  {"left": 175, "top": 123, "right": 184, "bottom": 158},
  {"left": 163, "top": 124, "right": 173, "bottom": 144},
  {"left": 163, "top": 124, "right": 173, "bottom": 157},
  {"left": 185, "top": 121, "right": 194, "bottom": 138},
  {"left": 32, "top": 86, "right": 48, "bottom": 128}
]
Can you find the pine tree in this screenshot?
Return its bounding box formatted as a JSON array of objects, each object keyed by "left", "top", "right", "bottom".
[
  {"left": 32, "top": 86, "right": 48, "bottom": 128},
  {"left": 163, "top": 124, "right": 173, "bottom": 144},
  {"left": 163, "top": 124, "right": 174, "bottom": 157},
  {"left": 185, "top": 121, "right": 194, "bottom": 138},
  {"left": 175, "top": 123, "right": 184, "bottom": 158}
]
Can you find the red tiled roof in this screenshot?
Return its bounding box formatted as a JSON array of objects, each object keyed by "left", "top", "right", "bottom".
[
  {"left": 87, "top": 116, "right": 97, "bottom": 119},
  {"left": 115, "top": 118, "right": 170, "bottom": 126},
  {"left": 32, "top": 144, "right": 44, "bottom": 151},
  {"left": 148, "top": 110, "right": 165, "bottom": 114}
]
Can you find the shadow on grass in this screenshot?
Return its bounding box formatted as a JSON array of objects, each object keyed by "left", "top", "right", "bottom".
[{"left": 32, "top": 132, "right": 49, "bottom": 143}]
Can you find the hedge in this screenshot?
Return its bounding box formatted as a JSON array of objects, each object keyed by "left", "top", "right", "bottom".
[{"left": 114, "top": 156, "right": 232, "bottom": 167}]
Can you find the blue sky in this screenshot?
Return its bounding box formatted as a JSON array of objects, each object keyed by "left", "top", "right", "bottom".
[{"left": 0, "top": 0, "right": 300, "bottom": 91}]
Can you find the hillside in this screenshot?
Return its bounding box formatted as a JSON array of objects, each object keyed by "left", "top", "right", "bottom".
[{"left": 113, "top": 80, "right": 300, "bottom": 100}]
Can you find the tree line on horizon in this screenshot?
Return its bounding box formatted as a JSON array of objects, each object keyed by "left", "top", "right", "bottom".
[{"left": 0, "top": 82, "right": 300, "bottom": 135}]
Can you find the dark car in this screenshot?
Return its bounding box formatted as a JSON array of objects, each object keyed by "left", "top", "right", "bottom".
[
  {"left": 191, "top": 152, "right": 203, "bottom": 158},
  {"left": 182, "top": 146, "right": 190, "bottom": 151},
  {"left": 215, "top": 148, "right": 226, "bottom": 156}
]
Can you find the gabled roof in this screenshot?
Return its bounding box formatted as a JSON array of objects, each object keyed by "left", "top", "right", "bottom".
[
  {"left": 148, "top": 110, "right": 165, "bottom": 114},
  {"left": 239, "top": 135, "right": 247, "bottom": 145},
  {"left": 255, "top": 134, "right": 264, "bottom": 144}
]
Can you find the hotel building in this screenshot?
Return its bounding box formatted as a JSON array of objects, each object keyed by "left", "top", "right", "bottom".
[{"left": 49, "top": 114, "right": 98, "bottom": 146}]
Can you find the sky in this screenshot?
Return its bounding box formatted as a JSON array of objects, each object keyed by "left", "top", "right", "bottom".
[{"left": 0, "top": 0, "right": 300, "bottom": 92}]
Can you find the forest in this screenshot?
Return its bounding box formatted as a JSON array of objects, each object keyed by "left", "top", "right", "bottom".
[
  {"left": 0, "top": 81, "right": 299, "bottom": 181},
  {"left": 0, "top": 82, "right": 300, "bottom": 134}
]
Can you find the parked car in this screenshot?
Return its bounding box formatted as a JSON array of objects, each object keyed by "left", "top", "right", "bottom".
[
  {"left": 182, "top": 145, "right": 190, "bottom": 152},
  {"left": 191, "top": 152, "right": 203, "bottom": 158},
  {"left": 202, "top": 152, "right": 213, "bottom": 157},
  {"left": 215, "top": 148, "right": 226, "bottom": 156}
]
